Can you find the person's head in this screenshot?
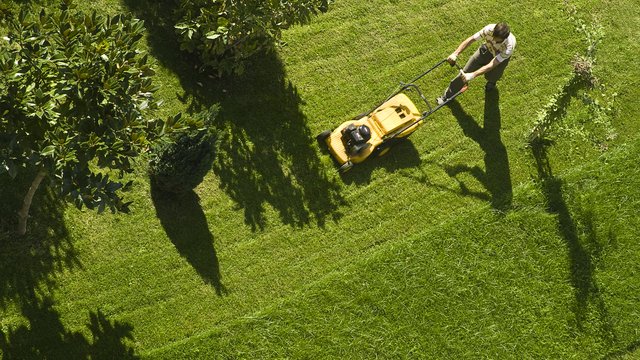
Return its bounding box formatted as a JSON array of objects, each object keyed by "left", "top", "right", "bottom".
[{"left": 493, "top": 22, "right": 510, "bottom": 43}]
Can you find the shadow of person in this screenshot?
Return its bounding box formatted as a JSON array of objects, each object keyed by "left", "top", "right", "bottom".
[
  {"left": 150, "top": 183, "right": 225, "bottom": 295},
  {"left": 444, "top": 90, "right": 513, "bottom": 211},
  {"left": 0, "top": 295, "right": 138, "bottom": 360},
  {"left": 122, "top": 0, "right": 344, "bottom": 231}
]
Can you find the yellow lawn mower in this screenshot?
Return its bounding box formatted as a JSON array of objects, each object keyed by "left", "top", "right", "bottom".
[{"left": 317, "top": 59, "right": 467, "bottom": 173}]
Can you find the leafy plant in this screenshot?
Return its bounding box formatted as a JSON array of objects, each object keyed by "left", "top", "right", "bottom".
[
  {"left": 0, "top": 2, "right": 17, "bottom": 22},
  {"left": 528, "top": 1, "right": 615, "bottom": 147},
  {"left": 149, "top": 105, "right": 219, "bottom": 193},
  {"left": 0, "top": 0, "right": 189, "bottom": 235},
  {"left": 174, "top": 0, "right": 331, "bottom": 75}
]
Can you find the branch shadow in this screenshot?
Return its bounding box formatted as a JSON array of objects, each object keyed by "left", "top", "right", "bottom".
[
  {"left": 444, "top": 90, "right": 513, "bottom": 211},
  {"left": 0, "top": 295, "right": 138, "bottom": 359},
  {"left": 531, "top": 141, "right": 615, "bottom": 342},
  {"left": 150, "top": 183, "right": 226, "bottom": 295},
  {"left": 123, "top": 0, "right": 344, "bottom": 231},
  {"left": 86, "top": 308, "right": 138, "bottom": 360}
]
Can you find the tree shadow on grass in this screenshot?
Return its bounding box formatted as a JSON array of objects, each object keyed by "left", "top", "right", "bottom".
[
  {"left": 1, "top": 175, "right": 137, "bottom": 359},
  {"left": 527, "top": 69, "right": 621, "bottom": 345},
  {"left": 339, "top": 139, "right": 422, "bottom": 185},
  {"left": 123, "top": 0, "right": 344, "bottom": 231},
  {"left": 531, "top": 141, "right": 615, "bottom": 343},
  {"left": 151, "top": 183, "right": 225, "bottom": 295},
  {"left": 444, "top": 90, "right": 513, "bottom": 211},
  {"left": 0, "top": 295, "right": 138, "bottom": 360},
  {"left": 209, "top": 62, "right": 344, "bottom": 230},
  {"left": 0, "top": 171, "right": 80, "bottom": 307}
]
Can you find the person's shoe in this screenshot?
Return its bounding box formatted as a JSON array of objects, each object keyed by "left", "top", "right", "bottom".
[
  {"left": 436, "top": 96, "right": 446, "bottom": 105},
  {"left": 485, "top": 82, "right": 497, "bottom": 92}
]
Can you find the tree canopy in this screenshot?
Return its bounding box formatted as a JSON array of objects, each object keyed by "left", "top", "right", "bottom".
[
  {"left": 0, "top": 1, "right": 186, "bottom": 234},
  {"left": 174, "top": 0, "right": 331, "bottom": 74}
]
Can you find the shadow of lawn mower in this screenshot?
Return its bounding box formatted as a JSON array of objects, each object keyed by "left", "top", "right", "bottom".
[{"left": 317, "top": 58, "right": 467, "bottom": 173}]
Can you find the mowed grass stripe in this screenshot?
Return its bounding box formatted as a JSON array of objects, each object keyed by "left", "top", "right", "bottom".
[
  {"left": 37, "top": 0, "right": 608, "bottom": 344},
  {"left": 2, "top": 0, "right": 639, "bottom": 357},
  {"left": 56, "top": 170, "right": 485, "bottom": 349},
  {"left": 148, "top": 140, "right": 640, "bottom": 359}
]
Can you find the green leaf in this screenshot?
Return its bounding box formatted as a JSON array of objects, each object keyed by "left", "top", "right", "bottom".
[
  {"left": 206, "top": 32, "right": 221, "bottom": 40},
  {"left": 217, "top": 17, "right": 229, "bottom": 27},
  {"left": 0, "top": 5, "right": 165, "bottom": 220},
  {"left": 8, "top": 164, "right": 18, "bottom": 179},
  {"left": 41, "top": 145, "right": 56, "bottom": 156},
  {"left": 1, "top": 160, "right": 18, "bottom": 179},
  {"left": 18, "top": 8, "right": 27, "bottom": 25}
]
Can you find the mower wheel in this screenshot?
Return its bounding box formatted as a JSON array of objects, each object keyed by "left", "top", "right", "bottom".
[
  {"left": 338, "top": 161, "right": 353, "bottom": 173},
  {"left": 316, "top": 130, "right": 331, "bottom": 143}
]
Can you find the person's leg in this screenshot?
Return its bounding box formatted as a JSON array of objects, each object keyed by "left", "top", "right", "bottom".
[
  {"left": 484, "top": 57, "right": 510, "bottom": 91},
  {"left": 463, "top": 45, "right": 492, "bottom": 73},
  {"left": 443, "top": 45, "right": 492, "bottom": 100}
]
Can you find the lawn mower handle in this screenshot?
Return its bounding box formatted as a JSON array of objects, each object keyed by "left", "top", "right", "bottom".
[
  {"left": 360, "top": 57, "right": 467, "bottom": 137},
  {"left": 380, "top": 59, "right": 468, "bottom": 140},
  {"left": 406, "top": 58, "right": 462, "bottom": 84}
]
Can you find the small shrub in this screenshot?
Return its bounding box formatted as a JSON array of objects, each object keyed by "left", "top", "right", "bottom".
[{"left": 149, "top": 105, "right": 219, "bottom": 193}]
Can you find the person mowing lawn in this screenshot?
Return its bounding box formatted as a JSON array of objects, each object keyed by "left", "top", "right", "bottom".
[{"left": 437, "top": 22, "right": 516, "bottom": 105}]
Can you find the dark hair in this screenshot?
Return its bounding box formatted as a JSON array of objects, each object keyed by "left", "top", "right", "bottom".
[{"left": 493, "top": 22, "right": 510, "bottom": 39}]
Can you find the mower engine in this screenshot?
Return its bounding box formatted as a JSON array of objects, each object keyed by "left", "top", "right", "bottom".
[{"left": 341, "top": 124, "right": 371, "bottom": 155}]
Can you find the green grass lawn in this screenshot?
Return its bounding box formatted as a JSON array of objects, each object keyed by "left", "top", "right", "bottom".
[{"left": 1, "top": 0, "right": 640, "bottom": 358}]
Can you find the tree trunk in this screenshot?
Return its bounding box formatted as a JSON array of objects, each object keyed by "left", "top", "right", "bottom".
[{"left": 17, "top": 168, "right": 47, "bottom": 236}]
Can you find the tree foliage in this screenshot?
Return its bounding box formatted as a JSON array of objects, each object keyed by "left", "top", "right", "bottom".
[
  {"left": 0, "top": 0, "right": 188, "bottom": 233},
  {"left": 174, "top": 0, "right": 330, "bottom": 75}
]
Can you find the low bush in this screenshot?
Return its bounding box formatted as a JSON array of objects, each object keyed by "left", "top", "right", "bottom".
[{"left": 149, "top": 105, "right": 219, "bottom": 193}]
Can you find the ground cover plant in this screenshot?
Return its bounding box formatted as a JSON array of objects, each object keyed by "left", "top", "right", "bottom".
[{"left": 1, "top": 0, "right": 639, "bottom": 359}]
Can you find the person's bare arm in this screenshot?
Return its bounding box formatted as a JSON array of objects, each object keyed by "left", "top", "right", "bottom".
[
  {"left": 472, "top": 57, "right": 500, "bottom": 77},
  {"left": 461, "top": 57, "right": 501, "bottom": 82},
  {"left": 447, "top": 35, "right": 477, "bottom": 64}
]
